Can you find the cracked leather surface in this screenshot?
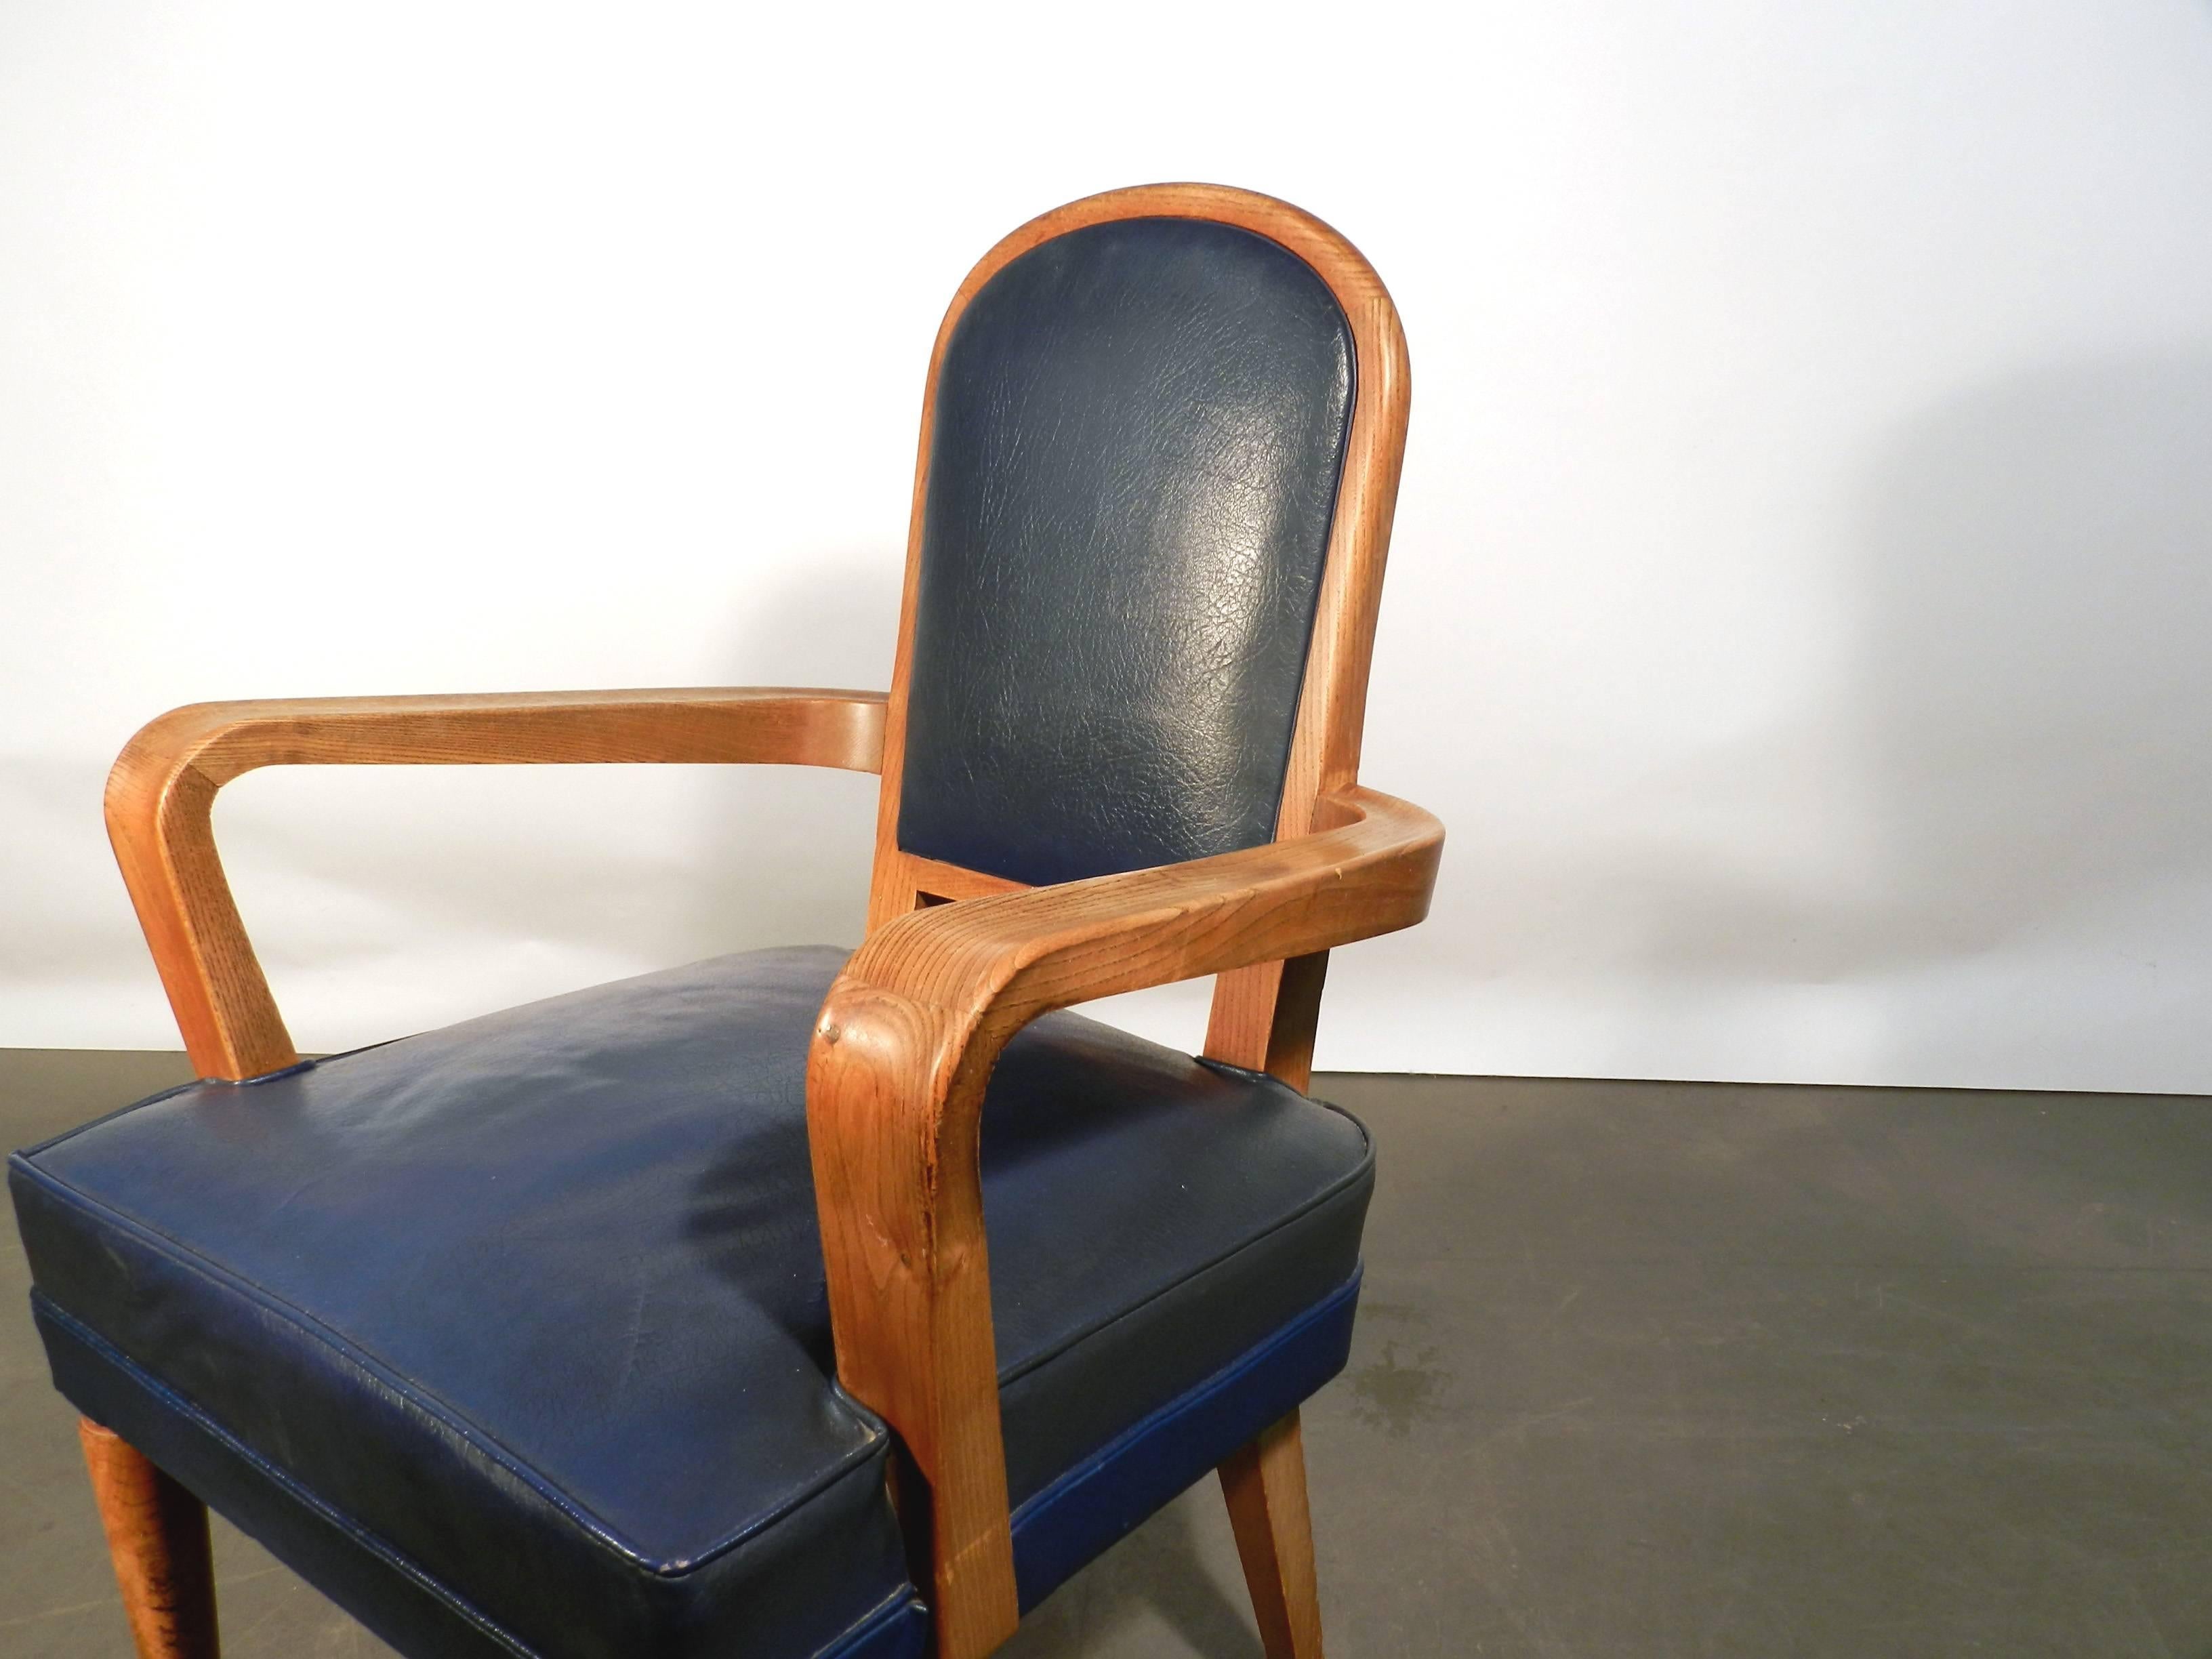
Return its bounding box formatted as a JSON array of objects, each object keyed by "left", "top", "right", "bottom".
[{"left": 898, "top": 216, "right": 1355, "bottom": 885}]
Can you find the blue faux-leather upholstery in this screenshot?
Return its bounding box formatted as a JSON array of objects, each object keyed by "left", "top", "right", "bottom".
[
  {"left": 11, "top": 947, "right": 1372, "bottom": 1658},
  {"left": 897, "top": 216, "right": 1357, "bottom": 886}
]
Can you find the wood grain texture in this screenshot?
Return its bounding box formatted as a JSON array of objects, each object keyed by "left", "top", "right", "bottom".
[
  {"left": 838, "top": 183, "right": 1421, "bottom": 1656},
  {"left": 1204, "top": 951, "right": 1331, "bottom": 1088},
  {"left": 810, "top": 787, "right": 1439, "bottom": 1654},
  {"left": 1219, "top": 1410, "right": 1326, "bottom": 1659},
  {"left": 898, "top": 851, "right": 1032, "bottom": 907},
  {"left": 78, "top": 1419, "right": 220, "bottom": 1659},
  {"left": 104, "top": 687, "right": 886, "bottom": 1080}
]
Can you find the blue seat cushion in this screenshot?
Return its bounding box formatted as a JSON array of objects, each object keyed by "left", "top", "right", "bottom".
[{"left": 11, "top": 947, "right": 1372, "bottom": 1658}]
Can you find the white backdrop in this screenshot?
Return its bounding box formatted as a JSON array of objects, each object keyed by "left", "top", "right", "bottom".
[{"left": 5, "top": 2, "right": 2212, "bottom": 1091}]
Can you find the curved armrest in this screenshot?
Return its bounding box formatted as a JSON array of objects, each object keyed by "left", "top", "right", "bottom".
[
  {"left": 107, "top": 687, "right": 887, "bottom": 1080},
  {"left": 804, "top": 787, "right": 1441, "bottom": 1652}
]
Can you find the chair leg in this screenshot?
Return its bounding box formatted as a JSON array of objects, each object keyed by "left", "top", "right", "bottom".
[
  {"left": 1218, "top": 1409, "right": 1325, "bottom": 1659},
  {"left": 78, "top": 1418, "right": 220, "bottom": 1659}
]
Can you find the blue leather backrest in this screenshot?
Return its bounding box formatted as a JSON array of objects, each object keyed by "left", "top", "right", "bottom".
[{"left": 896, "top": 216, "right": 1357, "bottom": 886}]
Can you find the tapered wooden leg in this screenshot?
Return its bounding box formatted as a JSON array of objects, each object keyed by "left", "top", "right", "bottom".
[
  {"left": 78, "top": 1418, "right": 220, "bottom": 1659},
  {"left": 1218, "top": 1409, "right": 1324, "bottom": 1659}
]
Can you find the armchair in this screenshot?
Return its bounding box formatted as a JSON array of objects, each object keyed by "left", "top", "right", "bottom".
[{"left": 13, "top": 184, "right": 1442, "bottom": 1659}]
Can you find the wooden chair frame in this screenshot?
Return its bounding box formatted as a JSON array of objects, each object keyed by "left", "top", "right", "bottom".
[{"left": 87, "top": 185, "right": 1440, "bottom": 1659}]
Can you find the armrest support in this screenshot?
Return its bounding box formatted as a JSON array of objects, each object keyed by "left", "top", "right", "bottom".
[
  {"left": 805, "top": 787, "right": 1441, "bottom": 1653},
  {"left": 106, "top": 687, "right": 887, "bottom": 1080}
]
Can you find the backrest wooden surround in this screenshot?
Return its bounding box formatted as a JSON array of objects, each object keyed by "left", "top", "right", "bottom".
[{"left": 863, "top": 184, "right": 1410, "bottom": 1088}]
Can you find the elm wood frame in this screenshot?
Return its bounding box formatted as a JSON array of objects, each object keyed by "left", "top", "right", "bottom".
[
  {"left": 85, "top": 185, "right": 1437, "bottom": 1659},
  {"left": 79, "top": 1421, "right": 219, "bottom": 1659},
  {"left": 811, "top": 785, "right": 1437, "bottom": 1658},
  {"left": 84, "top": 685, "right": 895, "bottom": 1659},
  {"left": 105, "top": 687, "right": 888, "bottom": 1081},
  {"left": 1219, "top": 1413, "right": 1328, "bottom": 1659},
  {"left": 833, "top": 182, "right": 1424, "bottom": 1658}
]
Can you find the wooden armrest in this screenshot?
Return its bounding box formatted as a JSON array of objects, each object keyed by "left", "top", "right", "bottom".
[
  {"left": 106, "top": 687, "right": 887, "bottom": 1080},
  {"left": 804, "top": 787, "right": 1441, "bottom": 1653}
]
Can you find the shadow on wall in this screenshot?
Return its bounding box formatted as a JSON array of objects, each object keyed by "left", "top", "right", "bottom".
[
  {"left": 1851, "top": 352, "right": 2212, "bottom": 1085},
  {"left": 684, "top": 363, "right": 2212, "bottom": 1092},
  {"left": 666, "top": 552, "right": 905, "bottom": 964},
  {"left": 1605, "top": 352, "right": 2212, "bottom": 1089},
  {"left": 128, "top": 551, "right": 908, "bottom": 1048}
]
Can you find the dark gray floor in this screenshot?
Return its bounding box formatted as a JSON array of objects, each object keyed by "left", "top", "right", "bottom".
[{"left": 5, "top": 1051, "right": 2211, "bottom": 1657}]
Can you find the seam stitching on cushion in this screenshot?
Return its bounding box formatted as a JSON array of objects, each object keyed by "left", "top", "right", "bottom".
[
  {"left": 813, "top": 1588, "right": 929, "bottom": 1659},
  {"left": 13, "top": 1160, "right": 888, "bottom": 1577},
  {"left": 9, "top": 1038, "right": 399, "bottom": 1160},
  {"left": 36, "top": 1296, "right": 545, "bottom": 1659},
  {"left": 12, "top": 1088, "right": 210, "bottom": 1159},
  {"left": 991, "top": 1103, "right": 1373, "bottom": 1389}
]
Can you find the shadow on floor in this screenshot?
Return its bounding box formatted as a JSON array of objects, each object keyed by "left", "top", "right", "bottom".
[{"left": 6, "top": 1053, "right": 2212, "bottom": 1656}]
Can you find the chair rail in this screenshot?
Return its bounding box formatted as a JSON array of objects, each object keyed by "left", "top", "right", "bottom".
[
  {"left": 807, "top": 786, "right": 1442, "bottom": 1655},
  {"left": 104, "top": 687, "right": 888, "bottom": 1079}
]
